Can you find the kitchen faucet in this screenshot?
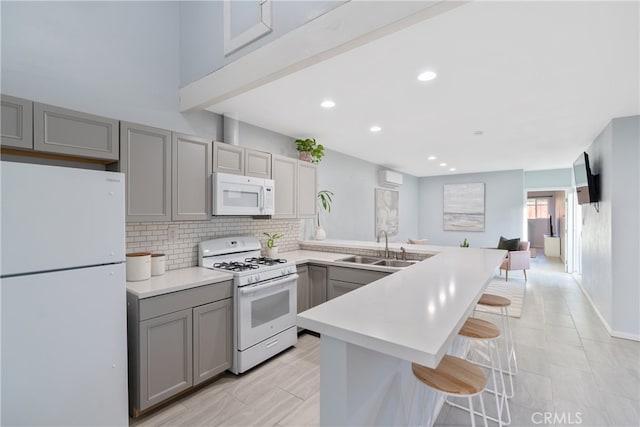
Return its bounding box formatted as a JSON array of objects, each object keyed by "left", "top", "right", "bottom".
[{"left": 377, "top": 230, "right": 389, "bottom": 258}]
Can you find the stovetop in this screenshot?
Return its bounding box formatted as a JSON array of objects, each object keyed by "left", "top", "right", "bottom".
[{"left": 213, "top": 257, "right": 289, "bottom": 272}]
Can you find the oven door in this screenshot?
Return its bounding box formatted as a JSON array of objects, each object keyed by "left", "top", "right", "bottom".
[{"left": 237, "top": 273, "right": 298, "bottom": 350}]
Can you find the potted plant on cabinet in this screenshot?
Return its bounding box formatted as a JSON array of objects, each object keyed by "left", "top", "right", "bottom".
[
  {"left": 295, "top": 138, "right": 325, "bottom": 163},
  {"left": 315, "top": 190, "right": 334, "bottom": 240},
  {"left": 263, "top": 232, "right": 282, "bottom": 258}
]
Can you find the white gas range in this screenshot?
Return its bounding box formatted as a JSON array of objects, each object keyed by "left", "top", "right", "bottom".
[{"left": 199, "top": 236, "right": 298, "bottom": 374}]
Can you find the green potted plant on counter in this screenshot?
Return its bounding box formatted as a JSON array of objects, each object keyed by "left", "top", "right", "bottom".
[
  {"left": 315, "top": 190, "right": 334, "bottom": 240},
  {"left": 263, "top": 232, "right": 282, "bottom": 258},
  {"left": 295, "top": 137, "right": 325, "bottom": 163},
  {"left": 460, "top": 238, "right": 470, "bottom": 248}
]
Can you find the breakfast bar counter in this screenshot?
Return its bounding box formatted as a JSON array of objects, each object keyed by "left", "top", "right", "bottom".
[{"left": 297, "top": 246, "right": 506, "bottom": 426}]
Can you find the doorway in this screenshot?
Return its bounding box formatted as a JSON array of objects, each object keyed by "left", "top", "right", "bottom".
[{"left": 526, "top": 190, "right": 567, "bottom": 267}]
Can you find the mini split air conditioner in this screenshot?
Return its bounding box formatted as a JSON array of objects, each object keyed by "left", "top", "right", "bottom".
[{"left": 379, "top": 170, "right": 403, "bottom": 187}]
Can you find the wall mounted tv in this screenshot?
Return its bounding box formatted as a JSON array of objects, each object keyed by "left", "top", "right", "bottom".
[{"left": 573, "top": 151, "right": 599, "bottom": 205}]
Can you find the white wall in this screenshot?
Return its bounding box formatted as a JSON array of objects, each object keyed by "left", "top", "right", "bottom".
[
  {"left": 417, "top": 170, "right": 524, "bottom": 247},
  {"left": 179, "top": 0, "right": 347, "bottom": 86},
  {"left": 1, "top": 1, "right": 220, "bottom": 139},
  {"left": 582, "top": 115, "right": 639, "bottom": 339}
]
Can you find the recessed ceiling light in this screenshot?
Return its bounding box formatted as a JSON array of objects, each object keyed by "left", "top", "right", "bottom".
[
  {"left": 417, "top": 71, "right": 437, "bottom": 82},
  {"left": 370, "top": 126, "right": 382, "bottom": 132},
  {"left": 449, "top": 168, "right": 456, "bottom": 172},
  {"left": 428, "top": 156, "right": 437, "bottom": 160},
  {"left": 439, "top": 162, "right": 447, "bottom": 167},
  {"left": 320, "top": 100, "right": 335, "bottom": 109}
]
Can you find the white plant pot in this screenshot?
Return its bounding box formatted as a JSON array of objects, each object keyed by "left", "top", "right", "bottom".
[
  {"left": 266, "top": 246, "right": 278, "bottom": 258},
  {"left": 315, "top": 226, "right": 326, "bottom": 241}
]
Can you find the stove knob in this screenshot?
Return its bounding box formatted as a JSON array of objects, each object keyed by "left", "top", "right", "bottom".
[{"left": 256, "top": 274, "right": 262, "bottom": 282}]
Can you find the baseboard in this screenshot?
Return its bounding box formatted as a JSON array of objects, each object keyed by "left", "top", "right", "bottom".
[{"left": 572, "top": 273, "right": 640, "bottom": 342}]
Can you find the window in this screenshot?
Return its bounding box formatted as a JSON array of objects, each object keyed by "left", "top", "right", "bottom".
[{"left": 527, "top": 198, "right": 549, "bottom": 219}]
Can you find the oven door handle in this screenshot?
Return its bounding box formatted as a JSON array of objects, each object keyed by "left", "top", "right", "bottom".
[{"left": 239, "top": 274, "right": 298, "bottom": 295}]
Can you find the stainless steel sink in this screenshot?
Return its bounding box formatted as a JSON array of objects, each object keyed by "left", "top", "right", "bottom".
[
  {"left": 372, "top": 259, "right": 416, "bottom": 267},
  {"left": 337, "top": 255, "right": 381, "bottom": 264}
]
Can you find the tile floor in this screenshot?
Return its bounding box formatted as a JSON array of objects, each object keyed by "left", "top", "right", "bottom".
[{"left": 130, "top": 256, "right": 639, "bottom": 427}]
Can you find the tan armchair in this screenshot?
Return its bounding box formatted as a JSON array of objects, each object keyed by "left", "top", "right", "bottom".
[{"left": 500, "top": 241, "right": 530, "bottom": 281}]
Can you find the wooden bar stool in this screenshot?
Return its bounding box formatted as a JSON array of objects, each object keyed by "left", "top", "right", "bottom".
[
  {"left": 475, "top": 293, "right": 517, "bottom": 398},
  {"left": 453, "top": 317, "right": 510, "bottom": 426},
  {"left": 408, "top": 355, "right": 488, "bottom": 427}
]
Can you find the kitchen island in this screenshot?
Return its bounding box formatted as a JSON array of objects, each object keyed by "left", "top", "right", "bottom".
[{"left": 297, "top": 246, "right": 506, "bottom": 426}]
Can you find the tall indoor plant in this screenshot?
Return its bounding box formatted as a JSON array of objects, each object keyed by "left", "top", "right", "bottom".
[
  {"left": 315, "top": 190, "right": 333, "bottom": 240},
  {"left": 295, "top": 138, "right": 325, "bottom": 164}
]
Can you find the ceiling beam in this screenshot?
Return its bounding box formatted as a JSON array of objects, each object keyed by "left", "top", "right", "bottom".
[{"left": 179, "top": 0, "right": 467, "bottom": 113}]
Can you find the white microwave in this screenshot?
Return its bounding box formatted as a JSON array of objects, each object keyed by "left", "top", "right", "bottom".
[{"left": 212, "top": 172, "right": 275, "bottom": 216}]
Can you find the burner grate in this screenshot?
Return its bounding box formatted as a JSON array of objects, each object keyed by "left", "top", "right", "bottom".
[
  {"left": 245, "top": 257, "right": 288, "bottom": 266},
  {"left": 213, "top": 262, "right": 260, "bottom": 272}
]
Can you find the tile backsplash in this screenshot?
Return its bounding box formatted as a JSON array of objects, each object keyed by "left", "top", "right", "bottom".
[{"left": 126, "top": 218, "right": 301, "bottom": 270}]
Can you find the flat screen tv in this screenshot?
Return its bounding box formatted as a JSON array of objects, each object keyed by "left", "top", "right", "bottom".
[{"left": 573, "top": 152, "right": 599, "bottom": 205}]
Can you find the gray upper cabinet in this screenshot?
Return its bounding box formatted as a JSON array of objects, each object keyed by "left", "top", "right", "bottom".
[
  {"left": 139, "top": 308, "right": 193, "bottom": 411},
  {"left": 213, "top": 141, "right": 244, "bottom": 175},
  {"left": 172, "top": 133, "right": 212, "bottom": 221},
  {"left": 121, "top": 122, "right": 171, "bottom": 222},
  {"left": 297, "top": 161, "right": 317, "bottom": 218},
  {"left": 1, "top": 94, "right": 33, "bottom": 150},
  {"left": 245, "top": 148, "right": 272, "bottom": 178},
  {"left": 272, "top": 154, "right": 298, "bottom": 218},
  {"left": 33, "top": 102, "right": 119, "bottom": 160},
  {"left": 193, "top": 298, "right": 232, "bottom": 386}
]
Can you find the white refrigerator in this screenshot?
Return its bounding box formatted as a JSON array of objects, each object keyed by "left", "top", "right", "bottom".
[{"left": 1, "top": 161, "right": 128, "bottom": 426}]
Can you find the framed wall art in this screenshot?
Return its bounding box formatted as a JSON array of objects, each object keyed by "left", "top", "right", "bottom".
[
  {"left": 375, "top": 188, "right": 399, "bottom": 237},
  {"left": 443, "top": 183, "right": 485, "bottom": 231}
]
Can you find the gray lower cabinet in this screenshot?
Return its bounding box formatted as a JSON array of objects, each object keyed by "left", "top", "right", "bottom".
[
  {"left": 193, "top": 299, "right": 232, "bottom": 385},
  {"left": 127, "top": 280, "right": 233, "bottom": 416},
  {"left": 327, "top": 266, "right": 389, "bottom": 300},
  {"left": 121, "top": 122, "right": 172, "bottom": 222},
  {"left": 172, "top": 133, "right": 212, "bottom": 221},
  {"left": 33, "top": 102, "right": 119, "bottom": 160},
  {"left": 297, "top": 265, "right": 310, "bottom": 313},
  {"left": 139, "top": 308, "right": 193, "bottom": 409},
  {"left": 1, "top": 94, "right": 32, "bottom": 149},
  {"left": 309, "top": 264, "right": 327, "bottom": 307}
]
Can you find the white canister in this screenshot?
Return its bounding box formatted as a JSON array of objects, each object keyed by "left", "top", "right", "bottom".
[
  {"left": 151, "top": 253, "right": 166, "bottom": 276},
  {"left": 126, "top": 252, "right": 151, "bottom": 281}
]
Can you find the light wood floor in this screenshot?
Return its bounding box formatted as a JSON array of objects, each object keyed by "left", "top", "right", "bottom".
[{"left": 130, "top": 257, "right": 639, "bottom": 426}]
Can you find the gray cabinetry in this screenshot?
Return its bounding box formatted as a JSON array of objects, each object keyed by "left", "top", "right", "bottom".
[
  {"left": 309, "top": 265, "right": 327, "bottom": 307},
  {"left": 245, "top": 148, "right": 272, "bottom": 178},
  {"left": 33, "top": 102, "right": 119, "bottom": 160},
  {"left": 121, "top": 122, "right": 171, "bottom": 222},
  {"left": 272, "top": 154, "right": 298, "bottom": 218},
  {"left": 139, "top": 308, "right": 193, "bottom": 410},
  {"left": 327, "top": 266, "right": 389, "bottom": 300},
  {"left": 296, "top": 265, "right": 310, "bottom": 314},
  {"left": 193, "top": 298, "right": 232, "bottom": 386},
  {"left": 172, "top": 133, "right": 212, "bottom": 221},
  {"left": 1, "top": 94, "right": 32, "bottom": 149},
  {"left": 213, "top": 141, "right": 244, "bottom": 175},
  {"left": 297, "top": 161, "right": 317, "bottom": 218},
  {"left": 128, "top": 280, "right": 233, "bottom": 416}
]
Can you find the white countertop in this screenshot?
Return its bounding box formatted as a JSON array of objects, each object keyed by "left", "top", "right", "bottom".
[
  {"left": 126, "top": 267, "right": 233, "bottom": 299},
  {"left": 299, "top": 239, "right": 445, "bottom": 255},
  {"left": 297, "top": 246, "right": 507, "bottom": 368}
]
